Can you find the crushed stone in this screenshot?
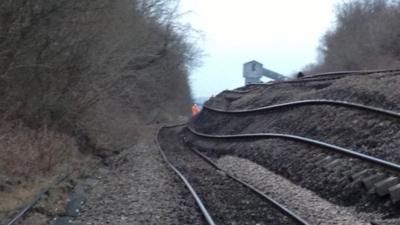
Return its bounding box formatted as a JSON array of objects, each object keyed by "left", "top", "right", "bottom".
[{"left": 217, "top": 155, "right": 372, "bottom": 225}]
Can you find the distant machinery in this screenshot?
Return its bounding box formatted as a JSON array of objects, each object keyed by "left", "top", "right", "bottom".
[{"left": 243, "top": 60, "right": 286, "bottom": 85}]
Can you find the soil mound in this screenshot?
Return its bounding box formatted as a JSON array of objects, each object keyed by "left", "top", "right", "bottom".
[{"left": 187, "top": 72, "right": 400, "bottom": 220}]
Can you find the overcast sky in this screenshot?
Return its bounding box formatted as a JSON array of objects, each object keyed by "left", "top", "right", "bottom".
[{"left": 179, "top": 0, "right": 343, "bottom": 98}]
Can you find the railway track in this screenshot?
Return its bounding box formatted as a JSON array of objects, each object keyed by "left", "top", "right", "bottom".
[
  {"left": 220, "top": 68, "right": 400, "bottom": 111},
  {"left": 187, "top": 126, "right": 400, "bottom": 203},
  {"left": 157, "top": 125, "right": 311, "bottom": 225},
  {"left": 223, "top": 68, "right": 400, "bottom": 94},
  {"left": 187, "top": 94, "right": 400, "bottom": 219},
  {"left": 156, "top": 124, "right": 216, "bottom": 225},
  {"left": 203, "top": 99, "right": 400, "bottom": 118},
  {"left": 223, "top": 89, "right": 251, "bottom": 94},
  {"left": 244, "top": 68, "right": 400, "bottom": 88},
  {"left": 306, "top": 68, "right": 400, "bottom": 78}
]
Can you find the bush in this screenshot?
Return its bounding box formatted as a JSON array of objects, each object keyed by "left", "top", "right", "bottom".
[{"left": 0, "top": 121, "right": 77, "bottom": 176}]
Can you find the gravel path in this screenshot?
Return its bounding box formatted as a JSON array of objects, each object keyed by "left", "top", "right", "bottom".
[
  {"left": 73, "top": 129, "right": 203, "bottom": 225},
  {"left": 217, "top": 155, "right": 371, "bottom": 225}
]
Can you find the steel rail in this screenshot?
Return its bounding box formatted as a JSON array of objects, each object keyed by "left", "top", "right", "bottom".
[
  {"left": 187, "top": 126, "right": 400, "bottom": 174},
  {"left": 184, "top": 141, "right": 312, "bottom": 225},
  {"left": 282, "top": 76, "right": 348, "bottom": 84},
  {"left": 246, "top": 68, "right": 400, "bottom": 87},
  {"left": 306, "top": 68, "right": 400, "bottom": 78},
  {"left": 203, "top": 99, "right": 400, "bottom": 119},
  {"left": 224, "top": 89, "right": 251, "bottom": 94},
  {"left": 156, "top": 125, "right": 216, "bottom": 225},
  {"left": 5, "top": 175, "right": 67, "bottom": 225},
  {"left": 246, "top": 76, "right": 352, "bottom": 87},
  {"left": 246, "top": 77, "right": 338, "bottom": 87}
]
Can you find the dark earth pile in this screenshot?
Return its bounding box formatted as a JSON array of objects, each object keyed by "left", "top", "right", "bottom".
[{"left": 187, "top": 72, "right": 400, "bottom": 221}]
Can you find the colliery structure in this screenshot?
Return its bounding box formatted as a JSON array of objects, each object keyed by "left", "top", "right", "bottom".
[{"left": 243, "top": 60, "right": 286, "bottom": 85}]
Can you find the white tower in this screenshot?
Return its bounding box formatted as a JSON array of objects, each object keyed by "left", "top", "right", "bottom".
[{"left": 243, "top": 60, "right": 286, "bottom": 85}]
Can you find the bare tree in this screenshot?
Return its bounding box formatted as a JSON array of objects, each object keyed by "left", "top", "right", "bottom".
[
  {"left": 304, "top": 0, "right": 400, "bottom": 73},
  {"left": 0, "top": 0, "right": 199, "bottom": 150}
]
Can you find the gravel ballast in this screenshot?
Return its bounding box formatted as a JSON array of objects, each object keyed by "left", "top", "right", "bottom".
[
  {"left": 159, "top": 126, "right": 299, "bottom": 225},
  {"left": 217, "top": 155, "right": 371, "bottom": 225},
  {"left": 73, "top": 128, "right": 204, "bottom": 225},
  {"left": 187, "top": 132, "right": 400, "bottom": 218}
]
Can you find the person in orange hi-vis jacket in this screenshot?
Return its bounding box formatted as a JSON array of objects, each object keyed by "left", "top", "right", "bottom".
[{"left": 192, "top": 104, "right": 201, "bottom": 116}]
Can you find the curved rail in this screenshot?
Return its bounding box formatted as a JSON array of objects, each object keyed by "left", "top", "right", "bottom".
[
  {"left": 245, "top": 77, "right": 337, "bottom": 87},
  {"left": 246, "top": 68, "right": 400, "bottom": 87},
  {"left": 246, "top": 76, "right": 350, "bottom": 87},
  {"left": 203, "top": 99, "right": 400, "bottom": 119},
  {"left": 306, "top": 68, "right": 400, "bottom": 78},
  {"left": 224, "top": 89, "right": 251, "bottom": 94},
  {"left": 283, "top": 76, "right": 349, "bottom": 84},
  {"left": 185, "top": 142, "right": 311, "bottom": 225},
  {"left": 5, "top": 175, "right": 67, "bottom": 225},
  {"left": 187, "top": 126, "right": 400, "bottom": 174},
  {"left": 156, "top": 125, "right": 216, "bottom": 225}
]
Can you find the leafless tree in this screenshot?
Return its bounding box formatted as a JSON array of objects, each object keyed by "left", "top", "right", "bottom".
[
  {"left": 0, "top": 0, "right": 199, "bottom": 149},
  {"left": 304, "top": 0, "right": 400, "bottom": 73}
]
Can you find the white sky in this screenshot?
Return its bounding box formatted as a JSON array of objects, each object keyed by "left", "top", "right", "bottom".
[{"left": 179, "top": 0, "right": 342, "bottom": 98}]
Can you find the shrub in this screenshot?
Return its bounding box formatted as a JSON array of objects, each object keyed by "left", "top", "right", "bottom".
[{"left": 0, "top": 121, "right": 77, "bottom": 176}]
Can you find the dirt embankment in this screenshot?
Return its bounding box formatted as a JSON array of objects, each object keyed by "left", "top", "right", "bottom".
[
  {"left": 194, "top": 72, "right": 400, "bottom": 163},
  {"left": 187, "top": 72, "right": 400, "bottom": 220}
]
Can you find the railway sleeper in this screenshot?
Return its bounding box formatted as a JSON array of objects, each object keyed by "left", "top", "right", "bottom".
[
  {"left": 389, "top": 184, "right": 400, "bottom": 203},
  {"left": 313, "top": 155, "right": 346, "bottom": 174},
  {"left": 315, "top": 156, "right": 336, "bottom": 166},
  {"left": 312, "top": 155, "right": 400, "bottom": 203},
  {"left": 309, "top": 153, "right": 326, "bottom": 162},
  {"left": 374, "top": 177, "right": 400, "bottom": 196},
  {"left": 341, "top": 164, "right": 365, "bottom": 177},
  {"left": 309, "top": 153, "right": 327, "bottom": 162},
  {"left": 323, "top": 159, "right": 342, "bottom": 170},
  {"left": 362, "top": 173, "right": 387, "bottom": 190},
  {"left": 350, "top": 169, "right": 375, "bottom": 182}
]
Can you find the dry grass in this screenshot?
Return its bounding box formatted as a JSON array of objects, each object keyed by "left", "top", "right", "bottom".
[
  {"left": 0, "top": 121, "right": 78, "bottom": 177},
  {"left": 0, "top": 180, "right": 45, "bottom": 212},
  {"left": 0, "top": 121, "right": 96, "bottom": 215}
]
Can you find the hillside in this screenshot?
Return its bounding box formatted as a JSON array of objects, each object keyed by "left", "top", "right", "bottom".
[
  {"left": 187, "top": 71, "right": 400, "bottom": 224},
  {"left": 0, "top": 0, "right": 196, "bottom": 224}
]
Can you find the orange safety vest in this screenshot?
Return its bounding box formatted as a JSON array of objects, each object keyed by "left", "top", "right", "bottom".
[{"left": 192, "top": 104, "right": 200, "bottom": 116}]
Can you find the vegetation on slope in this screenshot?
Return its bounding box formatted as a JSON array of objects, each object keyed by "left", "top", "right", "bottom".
[
  {"left": 0, "top": 0, "right": 198, "bottom": 215},
  {"left": 305, "top": 0, "right": 400, "bottom": 73}
]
